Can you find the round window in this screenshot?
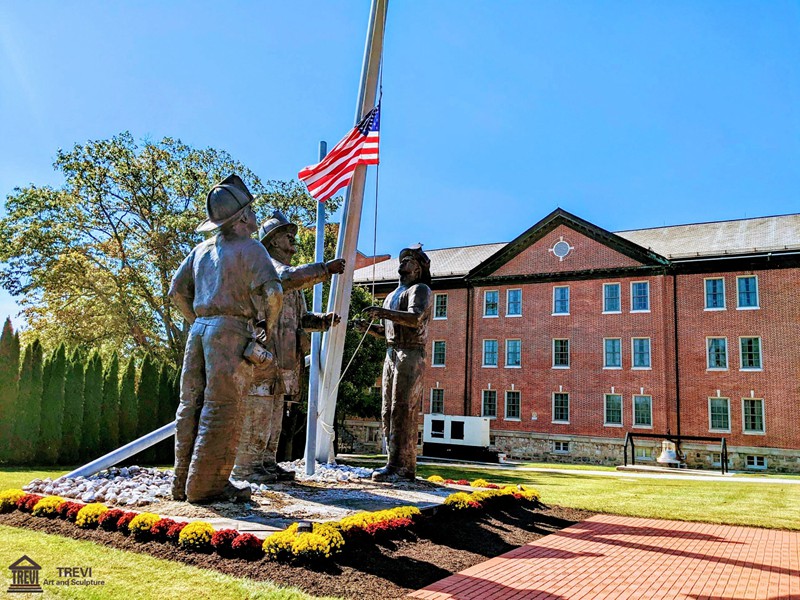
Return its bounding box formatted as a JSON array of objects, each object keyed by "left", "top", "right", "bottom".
[{"left": 552, "top": 240, "right": 571, "bottom": 259}]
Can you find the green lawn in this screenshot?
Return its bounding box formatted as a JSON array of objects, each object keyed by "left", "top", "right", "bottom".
[
  {"left": 415, "top": 464, "right": 800, "bottom": 530},
  {"left": 1, "top": 525, "right": 330, "bottom": 599}
]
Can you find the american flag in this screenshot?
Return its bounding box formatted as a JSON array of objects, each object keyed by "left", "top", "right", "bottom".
[{"left": 298, "top": 106, "right": 380, "bottom": 202}]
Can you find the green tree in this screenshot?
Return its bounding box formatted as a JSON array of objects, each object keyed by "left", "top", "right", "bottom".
[
  {"left": 81, "top": 351, "right": 104, "bottom": 461},
  {"left": 118, "top": 357, "right": 138, "bottom": 444},
  {"left": 0, "top": 133, "right": 339, "bottom": 365},
  {"left": 135, "top": 353, "right": 160, "bottom": 463},
  {"left": 155, "top": 361, "right": 178, "bottom": 463},
  {"left": 61, "top": 347, "right": 85, "bottom": 465},
  {"left": 38, "top": 343, "right": 67, "bottom": 464},
  {"left": 12, "top": 339, "right": 44, "bottom": 464},
  {"left": 99, "top": 352, "right": 120, "bottom": 453},
  {"left": 0, "top": 318, "right": 21, "bottom": 462}
]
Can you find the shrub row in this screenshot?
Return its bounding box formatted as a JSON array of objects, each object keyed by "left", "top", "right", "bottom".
[{"left": 0, "top": 318, "right": 179, "bottom": 466}]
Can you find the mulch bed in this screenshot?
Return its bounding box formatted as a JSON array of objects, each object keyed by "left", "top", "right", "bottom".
[{"left": 0, "top": 503, "right": 595, "bottom": 599}]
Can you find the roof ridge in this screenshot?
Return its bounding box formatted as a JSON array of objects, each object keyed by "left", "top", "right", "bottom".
[{"left": 616, "top": 212, "right": 800, "bottom": 234}]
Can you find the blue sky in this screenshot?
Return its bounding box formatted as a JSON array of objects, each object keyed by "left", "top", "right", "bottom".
[{"left": 2, "top": 1, "right": 799, "bottom": 325}]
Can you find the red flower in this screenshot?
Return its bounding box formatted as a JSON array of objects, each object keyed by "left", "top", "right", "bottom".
[
  {"left": 231, "top": 533, "right": 264, "bottom": 559},
  {"left": 210, "top": 528, "right": 239, "bottom": 555},
  {"left": 363, "top": 517, "right": 413, "bottom": 536},
  {"left": 456, "top": 479, "right": 470, "bottom": 486},
  {"left": 150, "top": 518, "right": 177, "bottom": 542},
  {"left": 59, "top": 501, "right": 86, "bottom": 522},
  {"left": 99, "top": 509, "right": 125, "bottom": 531},
  {"left": 116, "top": 511, "right": 138, "bottom": 533},
  {"left": 166, "top": 521, "right": 189, "bottom": 543},
  {"left": 485, "top": 483, "right": 500, "bottom": 489},
  {"left": 16, "top": 494, "right": 43, "bottom": 513}
]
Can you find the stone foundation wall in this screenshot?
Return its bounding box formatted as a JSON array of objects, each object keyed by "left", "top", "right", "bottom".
[{"left": 492, "top": 430, "right": 800, "bottom": 474}]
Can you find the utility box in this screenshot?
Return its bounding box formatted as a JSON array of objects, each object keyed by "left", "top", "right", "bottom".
[{"left": 422, "top": 414, "right": 499, "bottom": 463}]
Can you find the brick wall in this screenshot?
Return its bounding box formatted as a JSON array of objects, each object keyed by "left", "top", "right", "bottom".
[
  {"left": 675, "top": 268, "right": 800, "bottom": 450},
  {"left": 415, "top": 223, "right": 800, "bottom": 471}
]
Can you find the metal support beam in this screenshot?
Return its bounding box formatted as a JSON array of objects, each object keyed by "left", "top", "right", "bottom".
[{"left": 64, "top": 421, "right": 175, "bottom": 479}]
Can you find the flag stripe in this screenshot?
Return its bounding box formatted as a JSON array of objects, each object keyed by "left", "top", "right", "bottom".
[{"left": 298, "top": 107, "right": 380, "bottom": 202}]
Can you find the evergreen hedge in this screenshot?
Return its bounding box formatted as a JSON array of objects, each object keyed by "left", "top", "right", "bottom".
[{"left": 0, "top": 319, "right": 180, "bottom": 466}]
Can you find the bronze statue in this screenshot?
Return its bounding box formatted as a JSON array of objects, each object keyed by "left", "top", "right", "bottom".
[
  {"left": 357, "top": 245, "right": 432, "bottom": 481},
  {"left": 233, "top": 210, "right": 344, "bottom": 482},
  {"left": 169, "top": 175, "right": 283, "bottom": 503}
]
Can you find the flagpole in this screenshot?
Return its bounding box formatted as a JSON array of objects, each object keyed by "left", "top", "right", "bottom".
[
  {"left": 315, "top": 0, "right": 387, "bottom": 463},
  {"left": 304, "top": 141, "right": 327, "bottom": 476}
]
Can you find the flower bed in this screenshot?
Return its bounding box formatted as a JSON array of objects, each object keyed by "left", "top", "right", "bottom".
[{"left": 0, "top": 475, "right": 540, "bottom": 564}]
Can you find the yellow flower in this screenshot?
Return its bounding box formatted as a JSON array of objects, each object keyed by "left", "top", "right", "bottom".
[
  {"left": 32, "top": 496, "right": 65, "bottom": 518},
  {"left": 75, "top": 503, "right": 109, "bottom": 529},
  {"left": 427, "top": 475, "right": 445, "bottom": 483},
  {"left": 178, "top": 521, "right": 216, "bottom": 551},
  {"left": 128, "top": 512, "right": 160, "bottom": 537},
  {"left": 0, "top": 489, "right": 26, "bottom": 513}
]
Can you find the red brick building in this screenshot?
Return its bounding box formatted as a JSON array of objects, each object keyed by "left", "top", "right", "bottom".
[{"left": 353, "top": 209, "right": 800, "bottom": 473}]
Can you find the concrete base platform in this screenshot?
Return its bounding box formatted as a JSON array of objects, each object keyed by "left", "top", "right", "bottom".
[{"left": 148, "top": 478, "right": 462, "bottom": 539}]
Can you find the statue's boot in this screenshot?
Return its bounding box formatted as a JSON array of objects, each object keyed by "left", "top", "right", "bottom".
[
  {"left": 171, "top": 471, "right": 187, "bottom": 501},
  {"left": 273, "top": 464, "right": 296, "bottom": 481},
  {"left": 371, "top": 465, "right": 414, "bottom": 482},
  {"left": 249, "top": 462, "right": 294, "bottom": 482},
  {"left": 193, "top": 479, "right": 252, "bottom": 504}
]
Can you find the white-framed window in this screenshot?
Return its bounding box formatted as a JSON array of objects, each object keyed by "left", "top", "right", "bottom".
[
  {"left": 635, "top": 447, "right": 654, "bottom": 461},
  {"left": 745, "top": 455, "right": 767, "bottom": 470},
  {"left": 633, "top": 395, "right": 652, "bottom": 427},
  {"left": 708, "top": 397, "right": 730, "bottom": 432},
  {"left": 482, "top": 339, "right": 498, "bottom": 367},
  {"left": 604, "top": 338, "right": 622, "bottom": 369},
  {"left": 505, "top": 390, "right": 521, "bottom": 420},
  {"left": 482, "top": 390, "right": 497, "bottom": 418},
  {"left": 704, "top": 278, "right": 725, "bottom": 310},
  {"left": 604, "top": 393, "right": 623, "bottom": 426},
  {"left": 430, "top": 389, "right": 444, "bottom": 414},
  {"left": 483, "top": 290, "right": 499, "bottom": 317},
  {"left": 506, "top": 289, "right": 522, "bottom": 316},
  {"left": 552, "top": 339, "right": 570, "bottom": 368},
  {"left": 505, "top": 339, "right": 521, "bottom": 367},
  {"left": 737, "top": 275, "right": 759, "bottom": 309},
  {"left": 707, "top": 337, "right": 728, "bottom": 370},
  {"left": 433, "top": 293, "right": 448, "bottom": 319},
  {"left": 552, "top": 393, "right": 570, "bottom": 423},
  {"left": 632, "top": 338, "right": 651, "bottom": 369},
  {"left": 603, "top": 283, "right": 621, "bottom": 313},
  {"left": 740, "top": 337, "right": 762, "bottom": 370},
  {"left": 631, "top": 281, "right": 650, "bottom": 312},
  {"left": 553, "top": 440, "right": 570, "bottom": 453},
  {"left": 742, "top": 398, "right": 765, "bottom": 434},
  {"left": 553, "top": 286, "right": 570, "bottom": 315},
  {"left": 432, "top": 341, "right": 446, "bottom": 367}
]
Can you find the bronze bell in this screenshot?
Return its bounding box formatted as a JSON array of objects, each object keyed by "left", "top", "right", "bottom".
[{"left": 656, "top": 440, "right": 681, "bottom": 466}]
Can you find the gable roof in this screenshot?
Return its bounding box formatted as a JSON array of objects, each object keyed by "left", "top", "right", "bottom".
[
  {"left": 468, "top": 208, "right": 669, "bottom": 279},
  {"left": 616, "top": 213, "right": 800, "bottom": 259}
]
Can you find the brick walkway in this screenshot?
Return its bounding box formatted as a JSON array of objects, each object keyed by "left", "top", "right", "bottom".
[{"left": 410, "top": 514, "right": 800, "bottom": 600}]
